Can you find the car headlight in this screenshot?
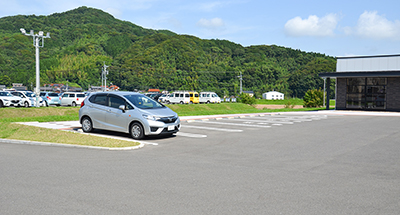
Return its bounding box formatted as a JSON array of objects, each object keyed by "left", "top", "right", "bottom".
[{"left": 142, "top": 114, "right": 160, "bottom": 121}]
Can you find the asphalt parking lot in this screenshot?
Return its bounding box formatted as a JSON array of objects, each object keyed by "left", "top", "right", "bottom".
[{"left": 2, "top": 111, "right": 400, "bottom": 214}]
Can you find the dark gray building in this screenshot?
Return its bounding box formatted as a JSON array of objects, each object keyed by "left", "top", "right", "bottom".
[{"left": 320, "top": 54, "right": 400, "bottom": 111}]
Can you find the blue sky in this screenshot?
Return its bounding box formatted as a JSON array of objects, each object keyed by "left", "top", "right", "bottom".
[{"left": 1, "top": 0, "right": 400, "bottom": 57}]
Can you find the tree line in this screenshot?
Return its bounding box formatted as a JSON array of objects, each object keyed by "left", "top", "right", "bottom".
[{"left": 0, "top": 6, "right": 336, "bottom": 98}]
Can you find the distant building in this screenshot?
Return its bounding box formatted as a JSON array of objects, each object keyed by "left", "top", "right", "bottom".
[
  {"left": 263, "top": 91, "right": 284, "bottom": 100},
  {"left": 148, "top": 89, "right": 160, "bottom": 93},
  {"left": 12, "top": 83, "right": 27, "bottom": 91},
  {"left": 243, "top": 91, "right": 254, "bottom": 97}
]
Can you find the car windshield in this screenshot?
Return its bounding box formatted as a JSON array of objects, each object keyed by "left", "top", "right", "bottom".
[
  {"left": 0, "top": 92, "right": 13, "bottom": 96},
  {"left": 124, "top": 94, "right": 165, "bottom": 109},
  {"left": 23, "top": 92, "right": 34, "bottom": 97}
]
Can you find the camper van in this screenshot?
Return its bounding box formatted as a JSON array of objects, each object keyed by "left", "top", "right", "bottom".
[
  {"left": 168, "top": 91, "right": 190, "bottom": 104},
  {"left": 199, "top": 92, "right": 221, "bottom": 104}
]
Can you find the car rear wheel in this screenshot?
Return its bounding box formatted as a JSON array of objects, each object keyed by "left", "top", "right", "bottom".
[
  {"left": 180, "top": 101, "right": 184, "bottom": 104},
  {"left": 72, "top": 102, "right": 76, "bottom": 107},
  {"left": 24, "top": 101, "right": 29, "bottom": 108},
  {"left": 81, "top": 117, "right": 93, "bottom": 133},
  {"left": 130, "top": 122, "right": 144, "bottom": 140}
]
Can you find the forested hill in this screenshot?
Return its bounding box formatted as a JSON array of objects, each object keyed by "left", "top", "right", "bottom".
[{"left": 0, "top": 6, "right": 336, "bottom": 98}]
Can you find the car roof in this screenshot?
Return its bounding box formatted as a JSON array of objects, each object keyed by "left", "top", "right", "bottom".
[{"left": 89, "top": 91, "right": 141, "bottom": 96}]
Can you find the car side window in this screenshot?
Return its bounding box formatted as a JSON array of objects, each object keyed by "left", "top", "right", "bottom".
[
  {"left": 108, "top": 96, "right": 125, "bottom": 109},
  {"left": 92, "top": 95, "right": 107, "bottom": 106},
  {"left": 63, "top": 94, "right": 69, "bottom": 98},
  {"left": 69, "top": 94, "right": 75, "bottom": 98},
  {"left": 77, "top": 94, "right": 85, "bottom": 98}
]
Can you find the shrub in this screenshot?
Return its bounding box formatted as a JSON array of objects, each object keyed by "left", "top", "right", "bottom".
[
  {"left": 284, "top": 101, "right": 295, "bottom": 109},
  {"left": 303, "top": 89, "right": 324, "bottom": 107},
  {"left": 238, "top": 93, "right": 256, "bottom": 105}
]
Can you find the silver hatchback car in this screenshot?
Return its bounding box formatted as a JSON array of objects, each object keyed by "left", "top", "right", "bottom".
[{"left": 79, "top": 91, "right": 180, "bottom": 140}]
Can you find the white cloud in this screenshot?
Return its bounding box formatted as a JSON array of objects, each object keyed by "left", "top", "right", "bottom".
[
  {"left": 351, "top": 11, "right": 400, "bottom": 40},
  {"left": 284, "top": 13, "right": 338, "bottom": 37},
  {"left": 198, "top": 2, "right": 224, "bottom": 12},
  {"left": 197, "top": 18, "right": 225, "bottom": 30}
]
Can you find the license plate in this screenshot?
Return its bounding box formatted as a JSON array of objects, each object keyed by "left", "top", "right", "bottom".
[{"left": 168, "top": 125, "right": 175, "bottom": 131}]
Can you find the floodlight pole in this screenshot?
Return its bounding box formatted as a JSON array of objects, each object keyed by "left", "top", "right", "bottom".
[{"left": 20, "top": 28, "right": 50, "bottom": 107}]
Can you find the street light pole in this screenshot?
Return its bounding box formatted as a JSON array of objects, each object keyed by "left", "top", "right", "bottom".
[{"left": 20, "top": 28, "right": 50, "bottom": 107}]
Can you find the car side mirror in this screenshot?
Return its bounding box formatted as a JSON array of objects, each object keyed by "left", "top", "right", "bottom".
[{"left": 119, "top": 105, "right": 126, "bottom": 113}]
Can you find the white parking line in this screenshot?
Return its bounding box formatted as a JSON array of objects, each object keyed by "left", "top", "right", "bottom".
[
  {"left": 183, "top": 125, "right": 243, "bottom": 132},
  {"left": 77, "top": 132, "right": 159, "bottom": 146},
  {"left": 194, "top": 121, "right": 272, "bottom": 128},
  {"left": 229, "top": 118, "right": 294, "bottom": 124},
  {"left": 175, "top": 132, "right": 207, "bottom": 138}
]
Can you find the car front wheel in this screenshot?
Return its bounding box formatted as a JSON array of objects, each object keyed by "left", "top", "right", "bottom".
[
  {"left": 81, "top": 117, "right": 93, "bottom": 133},
  {"left": 130, "top": 122, "right": 144, "bottom": 140},
  {"left": 24, "top": 101, "right": 29, "bottom": 108}
]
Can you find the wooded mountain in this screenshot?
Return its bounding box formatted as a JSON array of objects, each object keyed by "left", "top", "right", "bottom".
[{"left": 0, "top": 6, "right": 336, "bottom": 98}]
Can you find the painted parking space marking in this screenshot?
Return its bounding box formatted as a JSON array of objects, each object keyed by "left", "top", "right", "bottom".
[
  {"left": 182, "top": 125, "right": 243, "bottom": 132},
  {"left": 193, "top": 121, "right": 272, "bottom": 128},
  {"left": 175, "top": 132, "right": 207, "bottom": 138},
  {"left": 229, "top": 118, "right": 294, "bottom": 124},
  {"left": 77, "top": 131, "right": 160, "bottom": 146}
]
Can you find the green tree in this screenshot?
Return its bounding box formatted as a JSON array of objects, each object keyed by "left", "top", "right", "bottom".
[
  {"left": 303, "top": 89, "right": 324, "bottom": 107},
  {"left": 0, "top": 74, "right": 11, "bottom": 86}
]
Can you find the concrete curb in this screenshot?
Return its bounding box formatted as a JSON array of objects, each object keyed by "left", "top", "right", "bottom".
[{"left": 0, "top": 138, "right": 145, "bottom": 151}]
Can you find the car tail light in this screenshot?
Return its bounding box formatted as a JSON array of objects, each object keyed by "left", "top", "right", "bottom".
[
  {"left": 80, "top": 100, "right": 85, "bottom": 108},
  {"left": 47, "top": 96, "right": 51, "bottom": 100}
]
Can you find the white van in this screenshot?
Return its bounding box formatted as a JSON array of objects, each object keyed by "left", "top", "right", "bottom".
[
  {"left": 168, "top": 91, "right": 190, "bottom": 104},
  {"left": 61, "top": 92, "right": 86, "bottom": 106},
  {"left": 199, "top": 92, "right": 221, "bottom": 104}
]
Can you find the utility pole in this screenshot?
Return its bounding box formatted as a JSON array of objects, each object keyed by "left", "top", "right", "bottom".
[
  {"left": 102, "top": 62, "right": 109, "bottom": 92},
  {"left": 20, "top": 28, "right": 50, "bottom": 107},
  {"left": 323, "top": 77, "right": 326, "bottom": 107},
  {"left": 237, "top": 71, "right": 243, "bottom": 94}
]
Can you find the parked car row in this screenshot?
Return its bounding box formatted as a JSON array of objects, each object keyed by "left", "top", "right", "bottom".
[
  {"left": 153, "top": 91, "right": 221, "bottom": 104},
  {"left": 0, "top": 90, "right": 87, "bottom": 108}
]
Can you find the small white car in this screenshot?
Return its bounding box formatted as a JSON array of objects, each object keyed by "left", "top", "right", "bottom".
[
  {"left": 11, "top": 91, "right": 44, "bottom": 107},
  {"left": 61, "top": 92, "right": 86, "bottom": 106},
  {"left": 0, "top": 91, "right": 21, "bottom": 107}
]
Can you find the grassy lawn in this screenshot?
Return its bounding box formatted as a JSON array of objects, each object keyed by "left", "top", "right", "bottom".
[
  {"left": 0, "top": 106, "right": 140, "bottom": 148},
  {"left": 0, "top": 103, "right": 331, "bottom": 147},
  {"left": 255, "top": 98, "right": 304, "bottom": 105},
  {"left": 255, "top": 98, "right": 336, "bottom": 107}
]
